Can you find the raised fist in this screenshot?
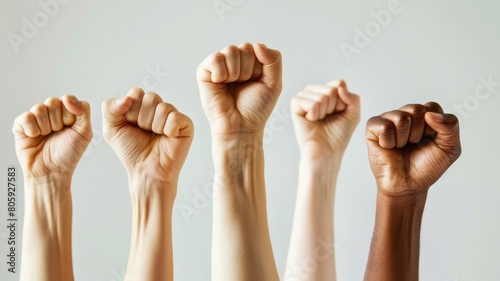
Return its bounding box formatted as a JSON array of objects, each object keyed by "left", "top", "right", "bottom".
[
  {"left": 197, "top": 43, "right": 282, "bottom": 141},
  {"left": 13, "top": 95, "right": 93, "bottom": 178},
  {"left": 366, "top": 102, "right": 461, "bottom": 196},
  {"left": 291, "top": 80, "right": 360, "bottom": 161},
  {"left": 102, "top": 88, "right": 194, "bottom": 185}
]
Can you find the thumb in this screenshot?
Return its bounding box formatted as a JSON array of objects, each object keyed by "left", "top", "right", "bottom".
[
  {"left": 328, "top": 80, "right": 361, "bottom": 122},
  {"left": 253, "top": 43, "right": 282, "bottom": 93},
  {"left": 425, "top": 112, "right": 462, "bottom": 160},
  {"left": 62, "top": 95, "right": 93, "bottom": 141},
  {"left": 102, "top": 96, "right": 133, "bottom": 135},
  {"left": 332, "top": 80, "right": 360, "bottom": 106}
]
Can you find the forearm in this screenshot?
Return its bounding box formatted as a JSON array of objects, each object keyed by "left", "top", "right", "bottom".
[
  {"left": 285, "top": 159, "right": 338, "bottom": 281},
  {"left": 125, "top": 174, "right": 176, "bottom": 281},
  {"left": 20, "top": 175, "right": 74, "bottom": 281},
  {"left": 364, "top": 192, "right": 427, "bottom": 281},
  {"left": 211, "top": 136, "right": 279, "bottom": 281}
]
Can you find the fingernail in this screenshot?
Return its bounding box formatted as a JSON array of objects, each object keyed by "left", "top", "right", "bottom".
[{"left": 428, "top": 112, "right": 444, "bottom": 123}]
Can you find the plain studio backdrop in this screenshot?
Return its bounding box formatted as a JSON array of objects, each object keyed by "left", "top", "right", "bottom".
[{"left": 1, "top": 0, "right": 499, "bottom": 280}]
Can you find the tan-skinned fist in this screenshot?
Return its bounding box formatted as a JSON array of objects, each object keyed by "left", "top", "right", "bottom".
[
  {"left": 13, "top": 95, "right": 93, "bottom": 179},
  {"left": 102, "top": 88, "right": 194, "bottom": 186},
  {"left": 197, "top": 43, "right": 282, "bottom": 141}
]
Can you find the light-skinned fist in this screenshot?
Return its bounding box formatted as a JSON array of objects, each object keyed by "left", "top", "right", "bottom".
[
  {"left": 366, "top": 102, "right": 461, "bottom": 197},
  {"left": 291, "top": 80, "right": 360, "bottom": 162},
  {"left": 102, "top": 88, "right": 194, "bottom": 186},
  {"left": 197, "top": 43, "right": 282, "bottom": 141},
  {"left": 13, "top": 95, "right": 93, "bottom": 179}
]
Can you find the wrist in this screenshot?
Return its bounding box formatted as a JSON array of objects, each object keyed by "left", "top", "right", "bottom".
[
  {"left": 128, "top": 173, "right": 177, "bottom": 206},
  {"left": 376, "top": 190, "right": 428, "bottom": 208},
  {"left": 299, "top": 155, "right": 341, "bottom": 174},
  {"left": 375, "top": 191, "right": 428, "bottom": 221},
  {"left": 299, "top": 147, "right": 344, "bottom": 164},
  {"left": 24, "top": 174, "right": 72, "bottom": 195},
  {"left": 210, "top": 132, "right": 267, "bottom": 206},
  {"left": 212, "top": 135, "right": 263, "bottom": 169},
  {"left": 296, "top": 160, "right": 338, "bottom": 205},
  {"left": 212, "top": 131, "right": 264, "bottom": 149}
]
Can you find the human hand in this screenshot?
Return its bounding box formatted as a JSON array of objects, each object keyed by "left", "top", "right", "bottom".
[
  {"left": 102, "top": 88, "right": 194, "bottom": 186},
  {"left": 292, "top": 80, "right": 360, "bottom": 162},
  {"left": 197, "top": 43, "right": 282, "bottom": 141},
  {"left": 13, "top": 95, "right": 93, "bottom": 179},
  {"left": 366, "top": 102, "right": 461, "bottom": 197}
]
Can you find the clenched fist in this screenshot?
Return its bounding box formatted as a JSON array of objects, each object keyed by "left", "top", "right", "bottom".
[
  {"left": 197, "top": 43, "right": 282, "bottom": 141},
  {"left": 291, "top": 80, "right": 360, "bottom": 161},
  {"left": 102, "top": 88, "right": 194, "bottom": 186},
  {"left": 13, "top": 95, "right": 93, "bottom": 179},
  {"left": 366, "top": 102, "right": 461, "bottom": 196}
]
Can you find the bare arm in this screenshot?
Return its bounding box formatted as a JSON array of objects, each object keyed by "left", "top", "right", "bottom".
[
  {"left": 125, "top": 176, "right": 176, "bottom": 281},
  {"left": 364, "top": 102, "right": 461, "bottom": 281},
  {"left": 197, "top": 43, "right": 282, "bottom": 281},
  {"left": 212, "top": 138, "right": 278, "bottom": 280},
  {"left": 102, "top": 88, "right": 194, "bottom": 281},
  {"left": 21, "top": 176, "right": 74, "bottom": 281},
  {"left": 365, "top": 193, "right": 426, "bottom": 280},
  {"left": 285, "top": 81, "right": 360, "bottom": 281},
  {"left": 13, "top": 96, "right": 93, "bottom": 281}
]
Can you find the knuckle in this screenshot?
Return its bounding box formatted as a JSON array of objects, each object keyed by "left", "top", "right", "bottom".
[
  {"left": 168, "top": 110, "right": 181, "bottom": 121},
  {"left": 311, "top": 102, "right": 321, "bottom": 114},
  {"left": 366, "top": 116, "right": 378, "bottom": 127},
  {"left": 365, "top": 117, "right": 381, "bottom": 137},
  {"left": 328, "top": 79, "right": 345, "bottom": 88},
  {"left": 290, "top": 96, "right": 301, "bottom": 109},
  {"left": 297, "top": 90, "right": 308, "bottom": 97},
  {"left": 402, "top": 104, "right": 426, "bottom": 116},
  {"left": 129, "top": 87, "right": 144, "bottom": 95},
  {"left": 145, "top": 92, "right": 162, "bottom": 103},
  {"left": 14, "top": 113, "right": 32, "bottom": 132},
  {"left": 394, "top": 111, "right": 411, "bottom": 124},
  {"left": 156, "top": 103, "right": 171, "bottom": 115},
  {"left": 44, "top": 97, "right": 60, "bottom": 107},
  {"left": 222, "top": 45, "right": 239, "bottom": 54},
  {"left": 239, "top": 42, "right": 254, "bottom": 53},
  {"left": 211, "top": 52, "right": 225, "bottom": 63},
  {"left": 326, "top": 88, "right": 338, "bottom": 98},
  {"left": 20, "top": 112, "right": 33, "bottom": 123},
  {"left": 319, "top": 94, "right": 329, "bottom": 104},
  {"left": 379, "top": 121, "right": 395, "bottom": 134},
  {"left": 30, "top": 103, "right": 46, "bottom": 115},
  {"left": 303, "top": 84, "right": 318, "bottom": 92}
]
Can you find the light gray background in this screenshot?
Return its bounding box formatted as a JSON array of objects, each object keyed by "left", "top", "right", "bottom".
[{"left": 1, "top": 0, "right": 499, "bottom": 280}]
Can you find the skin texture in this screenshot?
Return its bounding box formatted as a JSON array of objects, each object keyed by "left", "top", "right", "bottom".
[
  {"left": 197, "top": 42, "right": 282, "bottom": 281},
  {"left": 102, "top": 88, "right": 194, "bottom": 281},
  {"left": 13, "top": 95, "right": 93, "bottom": 281},
  {"left": 363, "top": 102, "right": 461, "bottom": 281},
  {"left": 285, "top": 80, "right": 360, "bottom": 281}
]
